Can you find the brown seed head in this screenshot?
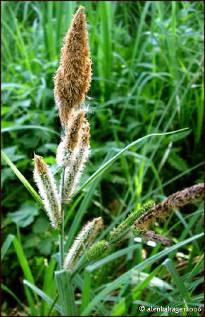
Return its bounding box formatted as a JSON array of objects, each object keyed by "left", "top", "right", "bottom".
[
  {"left": 81, "top": 118, "right": 90, "bottom": 147},
  {"left": 54, "top": 6, "right": 92, "bottom": 126},
  {"left": 33, "top": 154, "right": 48, "bottom": 174},
  {"left": 64, "top": 110, "right": 85, "bottom": 150},
  {"left": 87, "top": 217, "right": 104, "bottom": 245},
  {"left": 134, "top": 183, "right": 204, "bottom": 231}
]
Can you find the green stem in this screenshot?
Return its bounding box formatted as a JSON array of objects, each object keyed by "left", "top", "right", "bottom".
[{"left": 59, "top": 168, "right": 65, "bottom": 269}]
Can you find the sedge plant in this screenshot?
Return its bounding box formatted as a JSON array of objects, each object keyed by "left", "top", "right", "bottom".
[{"left": 31, "top": 6, "right": 204, "bottom": 316}]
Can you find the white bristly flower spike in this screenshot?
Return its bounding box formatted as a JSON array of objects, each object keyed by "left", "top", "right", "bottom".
[
  {"left": 63, "top": 119, "right": 90, "bottom": 202},
  {"left": 33, "top": 154, "right": 61, "bottom": 229},
  {"left": 56, "top": 109, "right": 85, "bottom": 167},
  {"left": 63, "top": 217, "right": 103, "bottom": 271}
]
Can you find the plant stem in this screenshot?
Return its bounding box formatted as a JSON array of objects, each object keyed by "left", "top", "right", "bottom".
[{"left": 59, "top": 168, "right": 65, "bottom": 269}]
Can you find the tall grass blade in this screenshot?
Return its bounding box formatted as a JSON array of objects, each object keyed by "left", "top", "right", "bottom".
[
  {"left": 77, "top": 128, "right": 189, "bottom": 194},
  {"left": 55, "top": 270, "right": 77, "bottom": 316},
  {"left": 23, "top": 279, "right": 62, "bottom": 315},
  {"left": 163, "top": 258, "right": 191, "bottom": 304},
  {"left": 2, "top": 151, "right": 43, "bottom": 206}
]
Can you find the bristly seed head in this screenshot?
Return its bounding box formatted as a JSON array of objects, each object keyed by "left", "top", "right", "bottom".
[
  {"left": 33, "top": 154, "right": 61, "bottom": 229},
  {"left": 63, "top": 217, "right": 103, "bottom": 271},
  {"left": 56, "top": 109, "right": 85, "bottom": 167},
  {"left": 62, "top": 119, "right": 91, "bottom": 202},
  {"left": 86, "top": 240, "right": 109, "bottom": 261},
  {"left": 134, "top": 183, "right": 204, "bottom": 232},
  {"left": 64, "top": 110, "right": 85, "bottom": 151},
  {"left": 108, "top": 201, "right": 155, "bottom": 243},
  {"left": 54, "top": 6, "right": 92, "bottom": 127}
]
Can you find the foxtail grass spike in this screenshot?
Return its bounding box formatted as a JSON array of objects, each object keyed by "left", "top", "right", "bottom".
[
  {"left": 56, "top": 109, "right": 85, "bottom": 167},
  {"left": 54, "top": 6, "right": 92, "bottom": 127},
  {"left": 63, "top": 119, "right": 90, "bottom": 202},
  {"left": 86, "top": 240, "right": 110, "bottom": 261},
  {"left": 64, "top": 217, "right": 103, "bottom": 271},
  {"left": 134, "top": 183, "right": 204, "bottom": 231},
  {"left": 108, "top": 201, "right": 155, "bottom": 243},
  {"left": 33, "top": 154, "right": 61, "bottom": 229}
]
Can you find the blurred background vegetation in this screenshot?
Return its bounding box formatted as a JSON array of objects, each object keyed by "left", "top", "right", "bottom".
[{"left": 2, "top": 1, "right": 204, "bottom": 316}]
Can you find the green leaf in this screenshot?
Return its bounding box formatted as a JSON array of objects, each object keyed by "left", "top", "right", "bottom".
[
  {"left": 8, "top": 202, "right": 39, "bottom": 227},
  {"left": 11, "top": 234, "right": 35, "bottom": 284},
  {"left": 32, "top": 217, "right": 50, "bottom": 234},
  {"left": 2, "top": 283, "right": 28, "bottom": 312},
  {"left": 131, "top": 270, "right": 173, "bottom": 290},
  {"left": 38, "top": 239, "right": 52, "bottom": 256},
  {"left": 1, "top": 150, "right": 43, "bottom": 206},
  {"left": 1, "top": 234, "right": 14, "bottom": 260},
  {"left": 3, "top": 146, "right": 26, "bottom": 162},
  {"left": 81, "top": 232, "right": 203, "bottom": 315},
  {"left": 163, "top": 258, "right": 191, "bottom": 304},
  {"left": 111, "top": 298, "right": 126, "bottom": 316},
  {"left": 167, "top": 129, "right": 191, "bottom": 143},
  {"left": 23, "top": 279, "right": 62, "bottom": 315},
  {"left": 42, "top": 258, "right": 57, "bottom": 316},
  {"left": 168, "top": 152, "right": 188, "bottom": 172},
  {"left": 55, "top": 269, "right": 77, "bottom": 316},
  {"left": 77, "top": 128, "right": 189, "bottom": 194},
  {"left": 4, "top": 234, "right": 38, "bottom": 316}
]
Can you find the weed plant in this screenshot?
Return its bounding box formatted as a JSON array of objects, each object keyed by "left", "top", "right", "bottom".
[{"left": 1, "top": 2, "right": 204, "bottom": 316}]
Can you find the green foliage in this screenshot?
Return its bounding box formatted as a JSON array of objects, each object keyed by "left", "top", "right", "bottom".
[
  {"left": 2, "top": 1, "right": 203, "bottom": 316},
  {"left": 8, "top": 202, "right": 39, "bottom": 228}
]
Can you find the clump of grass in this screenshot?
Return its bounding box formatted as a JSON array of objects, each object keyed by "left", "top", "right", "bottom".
[{"left": 32, "top": 8, "right": 204, "bottom": 316}]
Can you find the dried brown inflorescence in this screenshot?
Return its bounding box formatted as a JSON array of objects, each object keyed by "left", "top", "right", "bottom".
[
  {"left": 81, "top": 118, "right": 90, "bottom": 147},
  {"left": 65, "top": 110, "right": 85, "bottom": 151},
  {"left": 34, "top": 154, "right": 48, "bottom": 174},
  {"left": 142, "top": 231, "right": 172, "bottom": 246},
  {"left": 54, "top": 6, "right": 92, "bottom": 127},
  {"left": 134, "top": 183, "right": 204, "bottom": 231}
]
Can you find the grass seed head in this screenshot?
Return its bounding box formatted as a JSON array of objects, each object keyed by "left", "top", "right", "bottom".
[
  {"left": 56, "top": 109, "right": 85, "bottom": 167},
  {"left": 54, "top": 6, "right": 92, "bottom": 127},
  {"left": 134, "top": 183, "right": 204, "bottom": 231},
  {"left": 86, "top": 240, "right": 109, "bottom": 261},
  {"left": 63, "top": 217, "right": 104, "bottom": 270},
  {"left": 33, "top": 154, "right": 61, "bottom": 228},
  {"left": 62, "top": 118, "right": 91, "bottom": 202}
]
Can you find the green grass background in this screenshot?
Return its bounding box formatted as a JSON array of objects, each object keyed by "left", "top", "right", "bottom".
[{"left": 2, "top": 1, "right": 204, "bottom": 316}]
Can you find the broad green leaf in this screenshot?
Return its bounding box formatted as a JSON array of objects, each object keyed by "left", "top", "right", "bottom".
[{"left": 8, "top": 202, "right": 39, "bottom": 227}]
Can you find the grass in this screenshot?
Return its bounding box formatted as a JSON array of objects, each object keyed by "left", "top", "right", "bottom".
[{"left": 1, "top": 1, "right": 204, "bottom": 316}]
